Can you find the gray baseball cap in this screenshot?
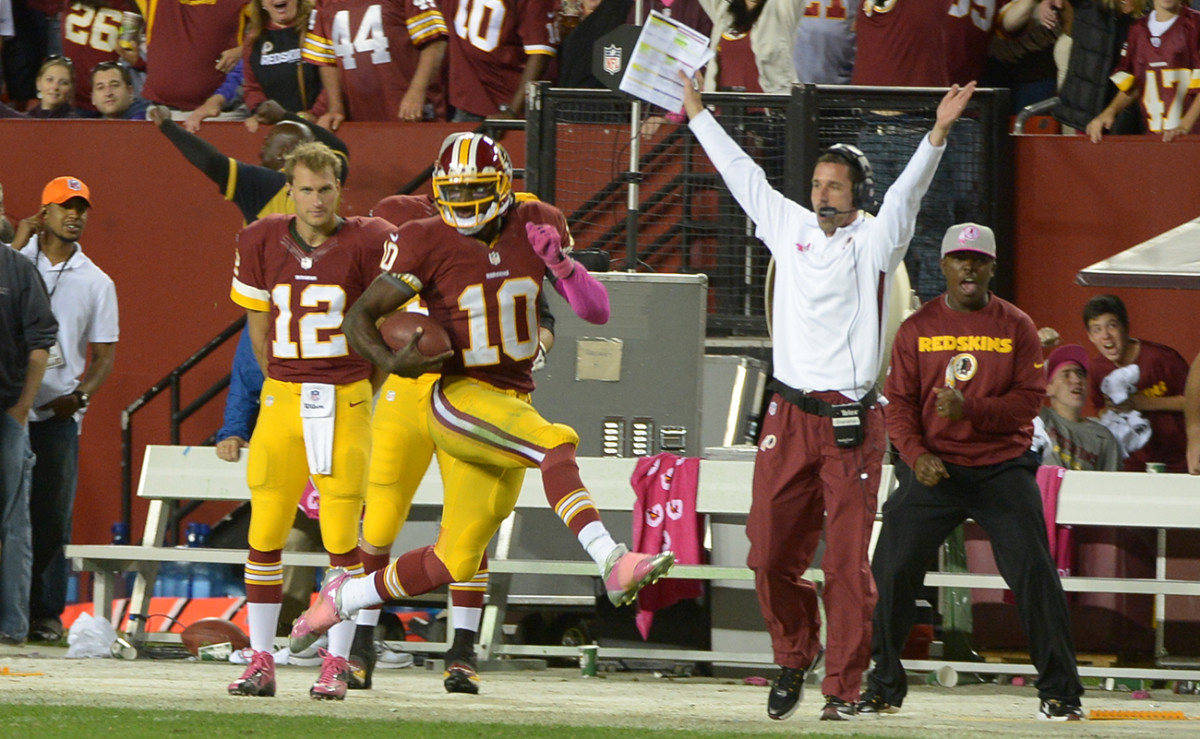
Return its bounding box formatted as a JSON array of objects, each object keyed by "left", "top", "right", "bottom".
[{"left": 941, "top": 222, "right": 995, "bottom": 259}]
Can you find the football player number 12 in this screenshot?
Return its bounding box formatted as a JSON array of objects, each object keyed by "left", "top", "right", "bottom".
[{"left": 271, "top": 284, "right": 348, "bottom": 359}]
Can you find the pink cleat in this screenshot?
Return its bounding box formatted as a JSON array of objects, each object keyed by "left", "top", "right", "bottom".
[
  {"left": 289, "top": 568, "right": 351, "bottom": 654},
  {"left": 227, "top": 649, "right": 276, "bottom": 697},
  {"left": 603, "top": 544, "right": 675, "bottom": 606},
  {"left": 310, "top": 648, "right": 350, "bottom": 700}
]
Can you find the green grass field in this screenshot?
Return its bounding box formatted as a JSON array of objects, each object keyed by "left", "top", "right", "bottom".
[{"left": 0, "top": 705, "right": 881, "bottom": 739}]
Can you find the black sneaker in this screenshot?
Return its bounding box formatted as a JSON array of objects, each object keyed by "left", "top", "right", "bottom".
[
  {"left": 856, "top": 691, "right": 899, "bottom": 718},
  {"left": 819, "top": 695, "right": 856, "bottom": 721},
  {"left": 346, "top": 624, "right": 376, "bottom": 690},
  {"left": 1037, "top": 698, "right": 1084, "bottom": 721},
  {"left": 766, "top": 648, "right": 824, "bottom": 721},
  {"left": 443, "top": 648, "right": 480, "bottom": 694},
  {"left": 27, "top": 618, "right": 63, "bottom": 643}
]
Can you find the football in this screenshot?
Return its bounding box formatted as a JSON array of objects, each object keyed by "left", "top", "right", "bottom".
[
  {"left": 180, "top": 617, "right": 250, "bottom": 657},
  {"left": 380, "top": 311, "right": 453, "bottom": 357}
]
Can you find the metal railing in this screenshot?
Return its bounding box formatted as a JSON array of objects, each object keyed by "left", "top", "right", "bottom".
[{"left": 118, "top": 316, "right": 245, "bottom": 539}]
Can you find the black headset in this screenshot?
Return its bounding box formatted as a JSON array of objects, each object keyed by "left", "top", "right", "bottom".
[{"left": 824, "top": 143, "right": 875, "bottom": 210}]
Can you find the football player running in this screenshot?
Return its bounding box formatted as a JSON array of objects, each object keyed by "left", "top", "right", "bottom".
[{"left": 289, "top": 133, "right": 675, "bottom": 654}]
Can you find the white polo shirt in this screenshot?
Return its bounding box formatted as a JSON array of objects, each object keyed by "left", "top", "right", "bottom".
[{"left": 20, "top": 236, "right": 119, "bottom": 423}]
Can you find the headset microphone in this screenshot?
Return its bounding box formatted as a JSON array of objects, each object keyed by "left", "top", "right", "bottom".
[{"left": 818, "top": 206, "right": 858, "bottom": 218}]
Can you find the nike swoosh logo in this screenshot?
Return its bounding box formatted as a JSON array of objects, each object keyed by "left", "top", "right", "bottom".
[
  {"left": 1034, "top": 362, "right": 1044, "bottom": 368},
  {"left": 349, "top": 401, "right": 366, "bottom": 407}
]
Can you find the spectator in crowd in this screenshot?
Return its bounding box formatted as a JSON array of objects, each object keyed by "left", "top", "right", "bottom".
[
  {"left": 59, "top": 0, "right": 142, "bottom": 116},
  {"left": 698, "top": 0, "right": 801, "bottom": 94},
  {"left": 302, "top": 0, "right": 447, "bottom": 125},
  {"left": 9, "top": 176, "right": 119, "bottom": 644},
  {"left": 793, "top": 0, "right": 857, "bottom": 84},
  {"left": 1086, "top": 0, "right": 1200, "bottom": 142},
  {"left": 441, "top": 0, "right": 559, "bottom": 120},
  {"left": 241, "top": 0, "right": 326, "bottom": 128},
  {"left": 148, "top": 100, "right": 348, "bottom": 223},
  {"left": 1044, "top": 0, "right": 1144, "bottom": 135},
  {"left": 224, "top": 142, "right": 402, "bottom": 700},
  {"left": 680, "top": 71, "right": 975, "bottom": 720},
  {"left": 90, "top": 60, "right": 147, "bottom": 119},
  {"left": 632, "top": 0, "right": 712, "bottom": 36},
  {"left": 181, "top": 61, "right": 249, "bottom": 131},
  {"left": 28, "top": 56, "right": 78, "bottom": 118},
  {"left": 1083, "top": 294, "right": 1190, "bottom": 472},
  {"left": 1185, "top": 349, "right": 1200, "bottom": 474},
  {"left": 853, "top": 0, "right": 1025, "bottom": 87},
  {"left": 1, "top": 0, "right": 61, "bottom": 109},
  {"left": 984, "top": 0, "right": 1062, "bottom": 113},
  {"left": 0, "top": 216, "right": 57, "bottom": 646},
  {"left": 136, "top": 0, "right": 249, "bottom": 117},
  {"left": 1033, "top": 343, "right": 1122, "bottom": 470},
  {"left": 866, "top": 223, "right": 1084, "bottom": 721}
]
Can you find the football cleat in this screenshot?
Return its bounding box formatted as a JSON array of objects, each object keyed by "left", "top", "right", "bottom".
[
  {"left": 346, "top": 625, "right": 376, "bottom": 690},
  {"left": 310, "top": 648, "right": 350, "bottom": 701},
  {"left": 442, "top": 645, "right": 481, "bottom": 695},
  {"left": 228, "top": 649, "right": 276, "bottom": 697},
  {"left": 603, "top": 544, "right": 676, "bottom": 606},
  {"left": 289, "top": 568, "right": 351, "bottom": 654}
]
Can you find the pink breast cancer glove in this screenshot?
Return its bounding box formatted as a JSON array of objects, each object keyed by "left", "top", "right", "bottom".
[{"left": 526, "top": 222, "right": 574, "bottom": 279}]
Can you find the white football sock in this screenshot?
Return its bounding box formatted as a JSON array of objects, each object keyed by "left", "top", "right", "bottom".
[
  {"left": 355, "top": 607, "right": 381, "bottom": 627},
  {"left": 451, "top": 605, "right": 482, "bottom": 632},
  {"left": 327, "top": 619, "right": 356, "bottom": 658},
  {"left": 580, "top": 521, "right": 618, "bottom": 571},
  {"left": 341, "top": 574, "right": 386, "bottom": 615},
  {"left": 247, "top": 602, "right": 281, "bottom": 654}
]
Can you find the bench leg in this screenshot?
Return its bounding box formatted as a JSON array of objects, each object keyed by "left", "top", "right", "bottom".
[
  {"left": 478, "top": 514, "right": 519, "bottom": 664},
  {"left": 92, "top": 570, "right": 116, "bottom": 626},
  {"left": 124, "top": 563, "right": 159, "bottom": 644}
]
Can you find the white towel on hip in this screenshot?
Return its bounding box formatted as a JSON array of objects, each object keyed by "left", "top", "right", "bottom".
[{"left": 300, "top": 383, "right": 336, "bottom": 476}]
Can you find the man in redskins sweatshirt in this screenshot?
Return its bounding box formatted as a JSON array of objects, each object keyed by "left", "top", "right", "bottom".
[{"left": 861, "top": 223, "right": 1085, "bottom": 722}]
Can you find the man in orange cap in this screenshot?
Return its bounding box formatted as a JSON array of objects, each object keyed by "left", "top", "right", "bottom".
[{"left": 11, "top": 176, "right": 119, "bottom": 643}]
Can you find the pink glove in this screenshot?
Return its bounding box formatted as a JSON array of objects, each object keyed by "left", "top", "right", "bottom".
[{"left": 526, "top": 222, "right": 574, "bottom": 279}]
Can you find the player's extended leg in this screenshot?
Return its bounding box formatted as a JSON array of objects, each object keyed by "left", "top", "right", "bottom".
[
  {"left": 289, "top": 458, "right": 523, "bottom": 653},
  {"left": 428, "top": 376, "right": 674, "bottom": 605},
  {"left": 305, "top": 379, "right": 373, "bottom": 700},
  {"left": 353, "top": 374, "right": 437, "bottom": 689},
  {"left": 230, "top": 378, "right": 311, "bottom": 698}
]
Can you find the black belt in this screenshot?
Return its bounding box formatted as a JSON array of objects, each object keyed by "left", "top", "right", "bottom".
[{"left": 769, "top": 379, "right": 878, "bottom": 418}]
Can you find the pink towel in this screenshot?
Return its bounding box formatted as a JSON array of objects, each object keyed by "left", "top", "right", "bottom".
[
  {"left": 631, "top": 453, "right": 704, "bottom": 639},
  {"left": 1004, "top": 466, "right": 1074, "bottom": 605}
]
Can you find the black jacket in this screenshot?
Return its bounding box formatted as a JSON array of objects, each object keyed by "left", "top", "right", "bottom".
[
  {"left": 1054, "top": 0, "right": 1141, "bottom": 133},
  {"left": 0, "top": 246, "right": 58, "bottom": 410}
]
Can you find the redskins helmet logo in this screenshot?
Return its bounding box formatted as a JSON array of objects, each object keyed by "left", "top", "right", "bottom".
[
  {"left": 760, "top": 434, "right": 777, "bottom": 451},
  {"left": 646, "top": 503, "right": 664, "bottom": 528}
]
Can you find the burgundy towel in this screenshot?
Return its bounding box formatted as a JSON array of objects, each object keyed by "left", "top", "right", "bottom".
[{"left": 631, "top": 453, "right": 704, "bottom": 639}]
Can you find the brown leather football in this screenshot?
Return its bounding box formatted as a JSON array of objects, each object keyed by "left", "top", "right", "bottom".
[
  {"left": 180, "top": 618, "right": 250, "bottom": 657},
  {"left": 379, "top": 311, "right": 453, "bottom": 357}
]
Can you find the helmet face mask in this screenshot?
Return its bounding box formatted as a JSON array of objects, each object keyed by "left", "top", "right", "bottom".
[{"left": 433, "top": 133, "right": 514, "bottom": 235}]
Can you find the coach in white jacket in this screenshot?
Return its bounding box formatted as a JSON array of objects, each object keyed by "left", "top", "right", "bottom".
[{"left": 680, "top": 74, "right": 975, "bottom": 721}]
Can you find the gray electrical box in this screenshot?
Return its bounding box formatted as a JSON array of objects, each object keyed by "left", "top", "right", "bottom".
[{"left": 533, "top": 273, "right": 707, "bottom": 458}]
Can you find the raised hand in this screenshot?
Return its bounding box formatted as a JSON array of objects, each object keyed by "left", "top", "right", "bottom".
[
  {"left": 930, "top": 81, "right": 977, "bottom": 146},
  {"left": 526, "top": 222, "right": 574, "bottom": 279}
]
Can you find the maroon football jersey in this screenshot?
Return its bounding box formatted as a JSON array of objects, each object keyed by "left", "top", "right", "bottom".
[
  {"left": 232, "top": 214, "right": 398, "bottom": 384},
  {"left": 853, "top": 0, "right": 1003, "bottom": 86},
  {"left": 1111, "top": 9, "right": 1200, "bottom": 134},
  {"left": 61, "top": 0, "right": 133, "bottom": 112},
  {"left": 370, "top": 194, "right": 438, "bottom": 225},
  {"left": 442, "top": 0, "right": 559, "bottom": 117},
  {"left": 303, "top": 0, "right": 448, "bottom": 121},
  {"left": 140, "top": 0, "right": 247, "bottom": 109},
  {"left": 384, "top": 201, "right": 569, "bottom": 392}
]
